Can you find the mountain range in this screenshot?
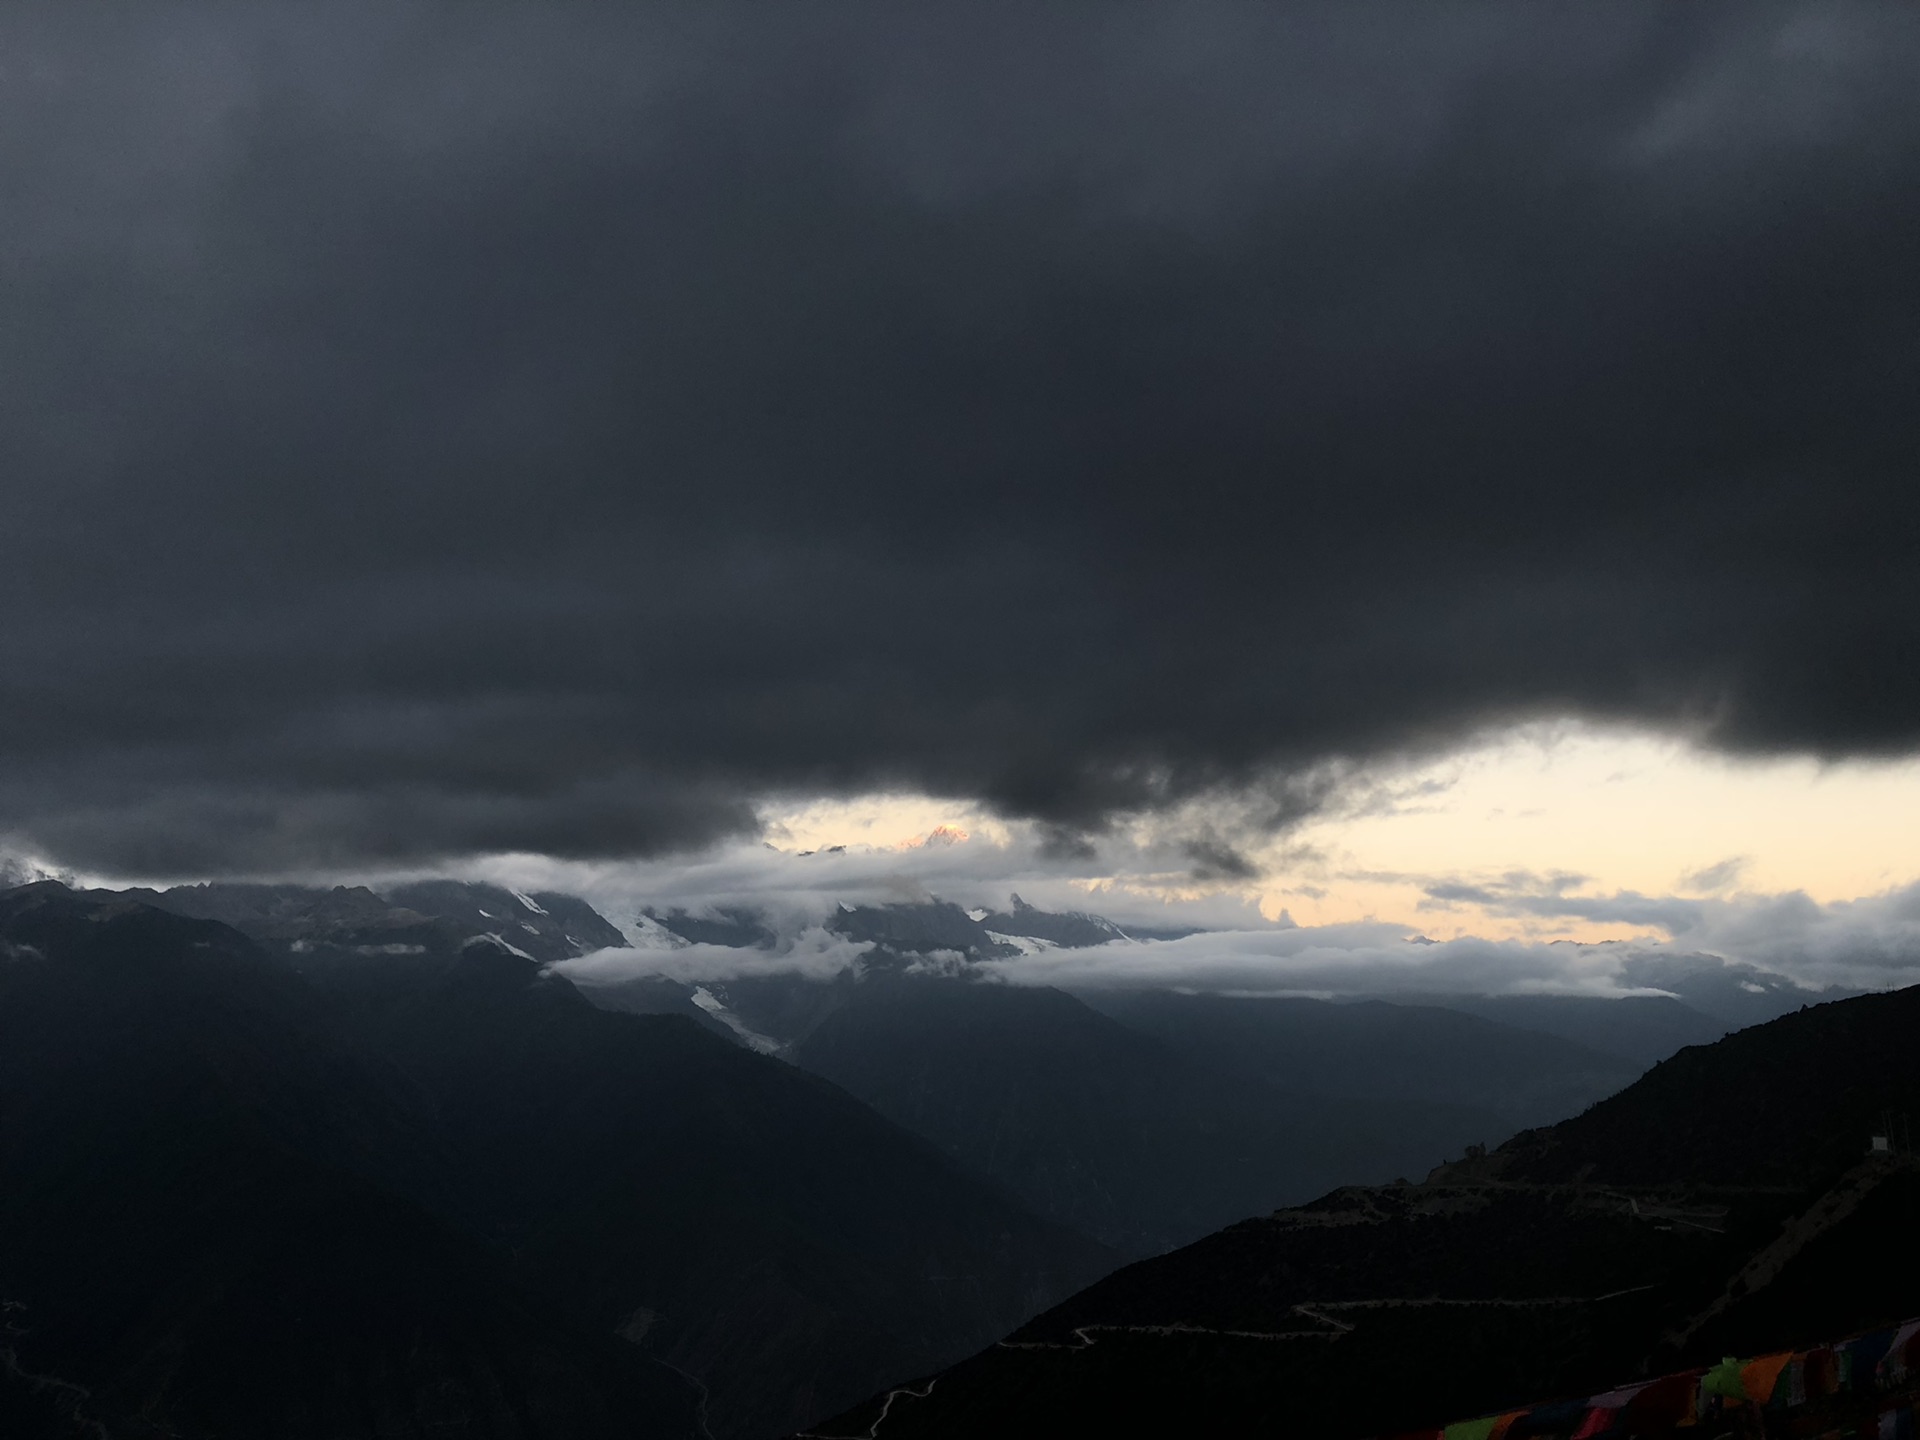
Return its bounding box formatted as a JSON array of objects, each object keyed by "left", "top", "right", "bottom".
[
  {"left": 1, "top": 874, "right": 1878, "bottom": 1439},
  {"left": 0, "top": 882, "right": 1105, "bottom": 1439}
]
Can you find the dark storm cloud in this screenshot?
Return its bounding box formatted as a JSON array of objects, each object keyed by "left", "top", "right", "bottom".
[{"left": 3, "top": 3, "right": 1918, "bottom": 874}]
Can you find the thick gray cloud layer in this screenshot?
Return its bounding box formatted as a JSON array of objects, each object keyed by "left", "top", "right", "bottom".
[{"left": 4, "top": 4, "right": 1919, "bottom": 873}]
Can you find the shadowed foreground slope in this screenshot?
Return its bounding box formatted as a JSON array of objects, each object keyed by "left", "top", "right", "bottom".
[{"left": 0, "top": 882, "right": 703, "bottom": 1439}]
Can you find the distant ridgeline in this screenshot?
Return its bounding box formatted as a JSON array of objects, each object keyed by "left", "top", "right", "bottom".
[{"left": 1389, "top": 1316, "right": 1920, "bottom": 1439}]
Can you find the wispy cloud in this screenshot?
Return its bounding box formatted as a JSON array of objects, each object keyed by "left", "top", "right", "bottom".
[
  {"left": 1678, "top": 855, "right": 1750, "bottom": 893},
  {"left": 987, "top": 925, "right": 1631, "bottom": 999}
]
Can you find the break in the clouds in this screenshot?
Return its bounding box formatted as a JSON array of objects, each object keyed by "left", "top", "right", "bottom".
[{"left": 4, "top": 4, "right": 1919, "bottom": 874}]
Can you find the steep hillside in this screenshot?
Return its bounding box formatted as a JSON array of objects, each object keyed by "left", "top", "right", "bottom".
[
  {"left": 1494, "top": 983, "right": 1920, "bottom": 1189},
  {"left": 386, "top": 879, "right": 630, "bottom": 961},
  {"left": 0, "top": 883, "right": 1111, "bottom": 1440},
  {"left": 299, "top": 945, "right": 1112, "bottom": 1438},
  {"left": 975, "top": 894, "right": 1202, "bottom": 945},
  {"left": 824, "top": 901, "right": 1020, "bottom": 960},
  {"left": 802, "top": 985, "right": 1920, "bottom": 1439},
  {"left": 0, "top": 882, "right": 702, "bottom": 1439}
]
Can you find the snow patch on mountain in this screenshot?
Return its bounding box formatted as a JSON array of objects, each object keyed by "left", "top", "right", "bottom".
[
  {"left": 985, "top": 930, "right": 1059, "bottom": 957},
  {"left": 465, "top": 931, "right": 537, "bottom": 962},
  {"left": 690, "top": 986, "right": 784, "bottom": 1055}
]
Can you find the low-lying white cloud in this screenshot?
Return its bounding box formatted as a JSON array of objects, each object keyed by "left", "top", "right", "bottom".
[
  {"left": 1678, "top": 883, "right": 1920, "bottom": 990},
  {"left": 547, "top": 876, "right": 1920, "bottom": 1003},
  {"left": 985, "top": 925, "right": 1633, "bottom": 998},
  {"left": 553, "top": 924, "right": 874, "bottom": 986}
]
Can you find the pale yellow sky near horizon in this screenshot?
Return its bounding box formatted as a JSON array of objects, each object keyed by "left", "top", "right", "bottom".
[
  {"left": 79, "top": 724, "right": 1914, "bottom": 944},
  {"left": 763, "top": 726, "right": 1920, "bottom": 943},
  {"left": 1263, "top": 728, "right": 1920, "bottom": 939}
]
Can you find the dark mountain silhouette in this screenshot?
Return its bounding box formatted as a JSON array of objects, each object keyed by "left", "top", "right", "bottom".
[
  {"left": 1491, "top": 983, "right": 1920, "bottom": 1191},
  {"left": 0, "top": 881, "right": 702, "bottom": 1439},
  {"left": 16, "top": 871, "right": 1906, "bottom": 1440},
  {"left": 978, "top": 895, "right": 1129, "bottom": 947},
  {"left": 1084, "top": 991, "right": 1639, "bottom": 1130},
  {"left": 975, "top": 895, "right": 1202, "bottom": 947},
  {"left": 1614, "top": 952, "right": 1858, "bottom": 1029},
  {"left": 384, "top": 879, "right": 630, "bottom": 961},
  {"left": 578, "top": 970, "right": 743, "bottom": 1038},
  {"left": 790, "top": 975, "right": 1514, "bottom": 1256},
  {"left": 132, "top": 879, "right": 437, "bottom": 942},
  {"left": 557, "top": 897, "right": 1674, "bottom": 1259},
  {"left": 138, "top": 877, "right": 630, "bottom": 965},
  {"left": 817, "top": 895, "right": 1199, "bottom": 960},
  {"left": 0, "top": 882, "right": 1111, "bottom": 1440},
  {"left": 645, "top": 906, "right": 781, "bottom": 949},
  {"left": 825, "top": 901, "right": 1020, "bottom": 960},
  {"left": 292, "top": 942, "right": 1110, "bottom": 1438},
  {"left": 146, "top": 880, "right": 748, "bottom": 1046},
  {"left": 607, "top": 898, "right": 1716, "bottom": 1089},
  {"left": 1416, "top": 993, "right": 1729, "bottom": 1067},
  {"left": 803, "top": 984, "right": 1920, "bottom": 1439}
]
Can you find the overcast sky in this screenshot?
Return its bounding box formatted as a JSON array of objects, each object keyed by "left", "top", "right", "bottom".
[{"left": 5, "top": 2, "right": 1919, "bottom": 956}]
